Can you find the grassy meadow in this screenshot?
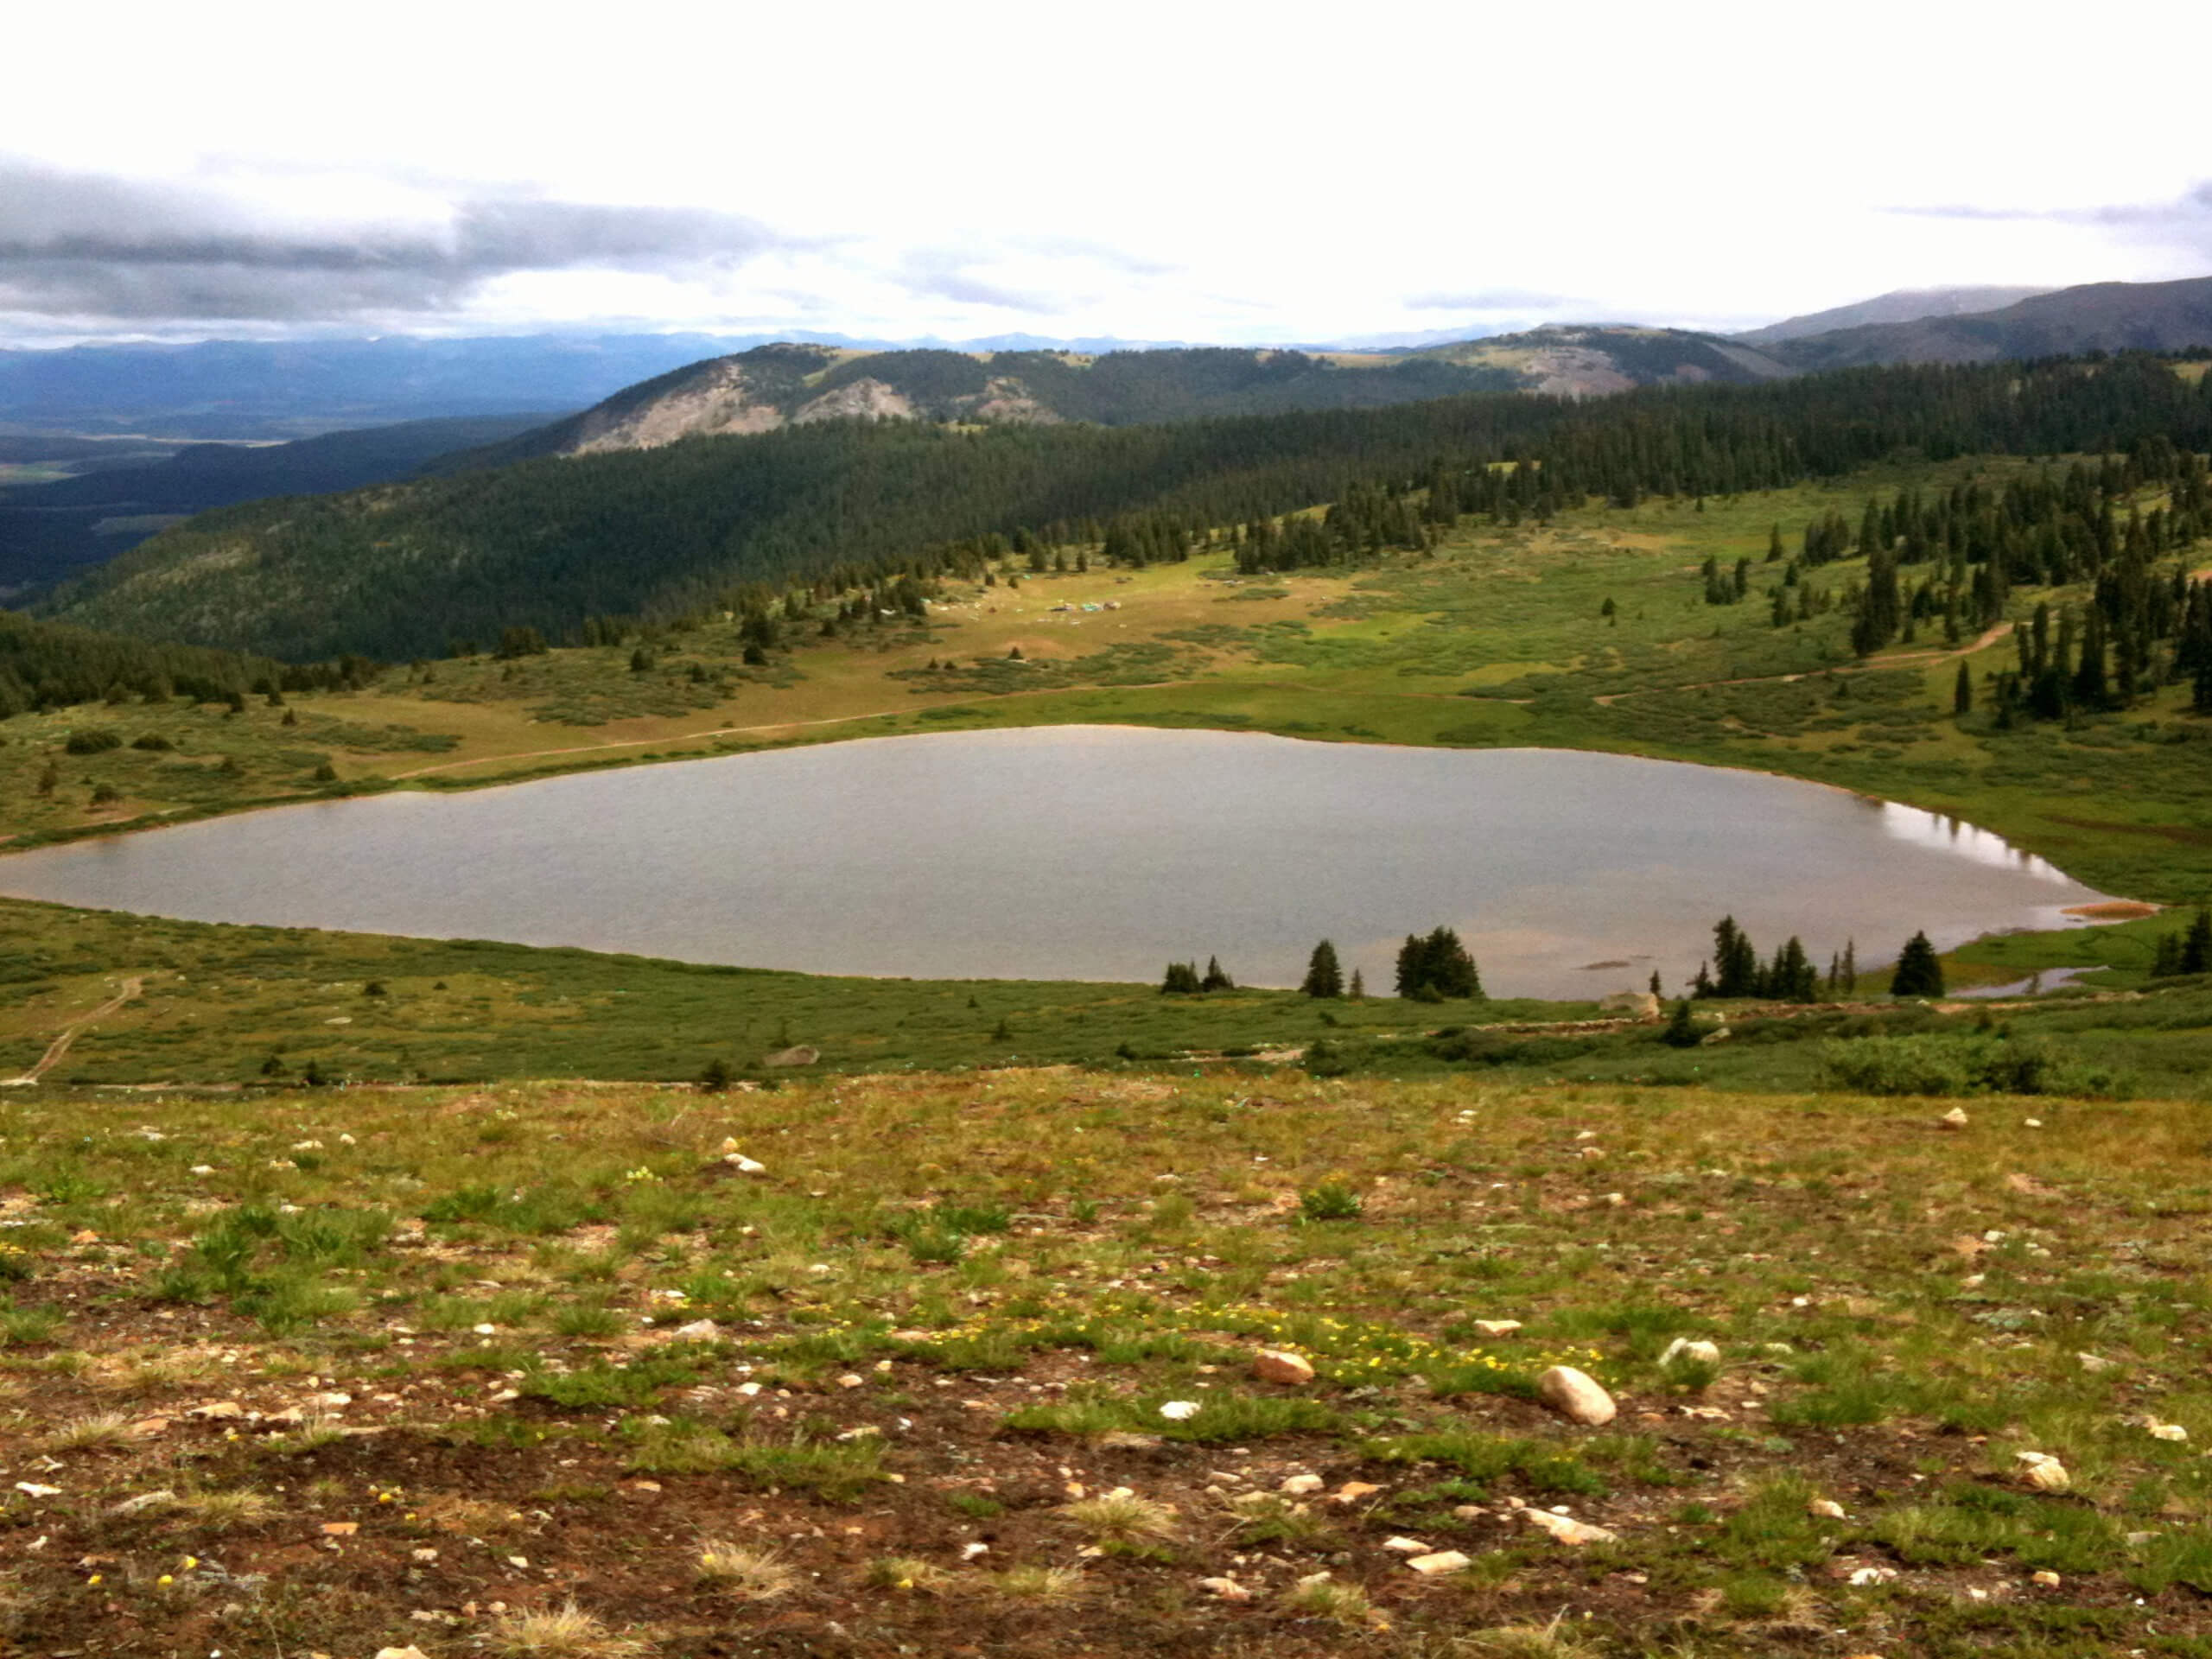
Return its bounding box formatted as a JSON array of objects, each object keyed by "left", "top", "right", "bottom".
[{"left": 3, "top": 1071, "right": 2212, "bottom": 1655}]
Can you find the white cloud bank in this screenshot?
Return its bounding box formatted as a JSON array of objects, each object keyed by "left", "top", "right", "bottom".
[{"left": 3, "top": 0, "right": 2209, "bottom": 345}]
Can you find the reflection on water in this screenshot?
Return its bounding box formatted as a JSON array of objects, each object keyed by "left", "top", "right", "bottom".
[
  {"left": 0, "top": 728, "right": 2116, "bottom": 1000},
  {"left": 1876, "top": 801, "right": 2078, "bottom": 883}
]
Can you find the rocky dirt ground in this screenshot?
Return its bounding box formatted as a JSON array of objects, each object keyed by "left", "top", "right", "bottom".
[{"left": 1, "top": 1071, "right": 2209, "bottom": 1657}]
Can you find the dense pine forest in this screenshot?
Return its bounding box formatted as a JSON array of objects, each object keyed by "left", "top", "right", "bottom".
[
  {"left": 45, "top": 353, "right": 2212, "bottom": 662},
  {"left": 0, "top": 610, "right": 369, "bottom": 721}
]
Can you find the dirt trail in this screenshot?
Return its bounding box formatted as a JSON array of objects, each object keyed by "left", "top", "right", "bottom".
[
  {"left": 1, "top": 976, "right": 143, "bottom": 1087},
  {"left": 1592, "top": 620, "right": 2013, "bottom": 706}
]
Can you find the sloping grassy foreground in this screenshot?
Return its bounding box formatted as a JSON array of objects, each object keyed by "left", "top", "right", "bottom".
[{"left": 3, "top": 1072, "right": 2212, "bottom": 1656}]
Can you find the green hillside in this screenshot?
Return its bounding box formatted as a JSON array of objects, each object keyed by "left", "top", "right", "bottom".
[{"left": 44, "top": 355, "right": 2212, "bottom": 663}]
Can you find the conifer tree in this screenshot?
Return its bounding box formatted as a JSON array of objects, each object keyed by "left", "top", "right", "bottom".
[
  {"left": 1660, "top": 999, "right": 1701, "bottom": 1048},
  {"left": 1300, "top": 940, "right": 1344, "bottom": 999},
  {"left": 1889, "top": 931, "right": 1945, "bottom": 998},
  {"left": 1954, "top": 660, "right": 1973, "bottom": 715},
  {"left": 2184, "top": 907, "right": 2212, "bottom": 976},
  {"left": 1200, "top": 956, "right": 1235, "bottom": 992}
]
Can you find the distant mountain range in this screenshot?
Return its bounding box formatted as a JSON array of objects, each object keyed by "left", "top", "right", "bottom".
[
  {"left": 453, "top": 330, "right": 1789, "bottom": 468},
  {"left": 1761, "top": 276, "right": 2212, "bottom": 371},
  {"left": 1732, "top": 285, "right": 2056, "bottom": 345},
  {"left": 6, "top": 276, "right": 2209, "bottom": 448}
]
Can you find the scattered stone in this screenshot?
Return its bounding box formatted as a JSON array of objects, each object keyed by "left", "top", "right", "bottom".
[
  {"left": 2031, "top": 1570, "right": 2061, "bottom": 1587},
  {"left": 1524, "top": 1510, "right": 1617, "bottom": 1546},
  {"left": 1472, "top": 1319, "right": 1522, "bottom": 1337},
  {"left": 762, "top": 1046, "right": 819, "bottom": 1068},
  {"left": 1407, "top": 1550, "right": 1471, "bottom": 1574},
  {"left": 372, "top": 1649, "right": 431, "bottom": 1659},
  {"left": 1941, "top": 1106, "right": 1971, "bottom": 1129},
  {"left": 1659, "top": 1338, "right": 1720, "bottom": 1368},
  {"left": 189, "top": 1401, "right": 245, "bottom": 1421},
  {"left": 1699, "top": 1027, "right": 1732, "bottom": 1046},
  {"left": 1332, "top": 1481, "right": 1382, "bottom": 1505},
  {"left": 672, "top": 1319, "right": 721, "bottom": 1341},
  {"left": 1159, "top": 1401, "right": 1201, "bottom": 1421},
  {"left": 2016, "top": 1452, "right": 2070, "bottom": 1493},
  {"left": 1382, "top": 1536, "right": 1430, "bottom": 1554},
  {"left": 14, "top": 1483, "right": 60, "bottom": 1498},
  {"left": 1599, "top": 991, "right": 1661, "bottom": 1020},
  {"left": 1280, "top": 1473, "right": 1325, "bottom": 1496},
  {"left": 1198, "top": 1576, "right": 1250, "bottom": 1601},
  {"left": 2024, "top": 1117, "right": 2044, "bottom": 1128},
  {"left": 321, "top": 1522, "right": 359, "bottom": 1537},
  {"left": 1848, "top": 1565, "right": 1897, "bottom": 1586},
  {"left": 1252, "top": 1350, "right": 1315, "bottom": 1386},
  {"left": 1807, "top": 1498, "right": 1847, "bottom": 1520},
  {"left": 108, "top": 1490, "right": 176, "bottom": 1516},
  {"left": 1099, "top": 1431, "right": 1164, "bottom": 1452},
  {"left": 2076, "top": 1352, "right": 2117, "bottom": 1373},
  {"left": 1536, "top": 1365, "right": 1617, "bottom": 1427},
  {"left": 836, "top": 1374, "right": 865, "bottom": 1389},
  {"left": 2148, "top": 1422, "right": 2189, "bottom": 1441}
]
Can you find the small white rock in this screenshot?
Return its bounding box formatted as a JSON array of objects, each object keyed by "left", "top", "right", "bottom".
[
  {"left": 2016, "top": 1451, "right": 2070, "bottom": 1493},
  {"left": 2149, "top": 1423, "right": 2189, "bottom": 1441},
  {"left": 1407, "top": 1550, "right": 1471, "bottom": 1574},
  {"left": 1382, "top": 1535, "right": 1430, "bottom": 1554},
  {"left": 1536, "top": 1365, "right": 1617, "bottom": 1427},
  {"left": 1159, "top": 1401, "right": 1201, "bottom": 1421},
  {"left": 1659, "top": 1337, "right": 1720, "bottom": 1368},
  {"left": 1941, "top": 1106, "right": 1971, "bottom": 1128},
  {"left": 1524, "top": 1510, "right": 1617, "bottom": 1546},
  {"left": 1807, "top": 1498, "right": 1847, "bottom": 1519},
  {"left": 1472, "top": 1319, "right": 1522, "bottom": 1337},
  {"left": 1198, "top": 1576, "right": 1250, "bottom": 1600},
  {"left": 1280, "top": 1473, "right": 1325, "bottom": 1496}
]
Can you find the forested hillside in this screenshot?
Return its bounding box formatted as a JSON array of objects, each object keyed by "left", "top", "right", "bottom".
[
  {"left": 48, "top": 354, "right": 2212, "bottom": 662},
  {"left": 0, "top": 414, "right": 553, "bottom": 592}
]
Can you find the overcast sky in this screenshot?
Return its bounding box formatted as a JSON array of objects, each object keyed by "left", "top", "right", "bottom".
[{"left": 5, "top": 0, "right": 2210, "bottom": 348}]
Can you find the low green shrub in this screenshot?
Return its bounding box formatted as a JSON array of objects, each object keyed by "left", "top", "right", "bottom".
[{"left": 1821, "top": 1033, "right": 2124, "bottom": 1096}]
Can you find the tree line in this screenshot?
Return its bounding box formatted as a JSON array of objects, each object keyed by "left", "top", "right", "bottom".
[{"left": 0, "top": 608, "right": 374, "bottom": 723}]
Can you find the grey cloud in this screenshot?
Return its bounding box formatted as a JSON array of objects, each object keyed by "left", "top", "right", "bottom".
[
  {"left": 895, "top": 250, "right": 1057, "bottom": 312},
  {"left": 1406, "top": 288, "right": 1582, "bottom": 311},
  {"left": 1888, "top": 181, "right": 2212, "bottom": 238},
  {"left": 0, "top": 158, "right": 792, "bottom": 322}
]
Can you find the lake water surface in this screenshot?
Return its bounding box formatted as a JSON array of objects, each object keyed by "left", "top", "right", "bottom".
[{"left": 0, "top": 728, "right": 2110, "bottom": 998}]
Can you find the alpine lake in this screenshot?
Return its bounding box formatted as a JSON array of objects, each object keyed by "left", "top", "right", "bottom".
[{"left": 0, "top": 727, "right": 2112, "bottom": 998}]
